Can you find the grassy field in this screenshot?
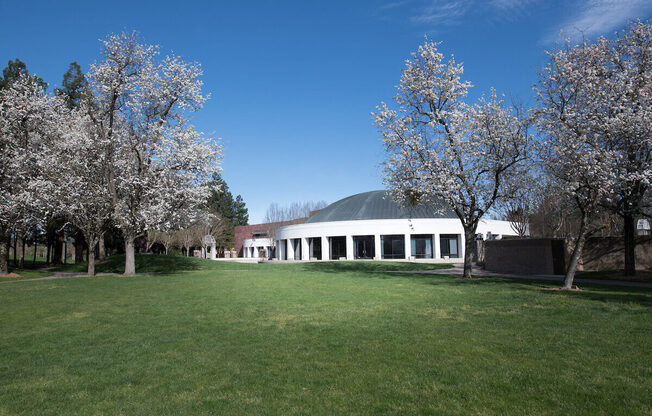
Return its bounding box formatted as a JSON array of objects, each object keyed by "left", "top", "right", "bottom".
[{"left": 1, "top": 256, "right": 650, "bottom": 415}]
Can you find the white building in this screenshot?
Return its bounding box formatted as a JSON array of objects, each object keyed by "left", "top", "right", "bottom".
[
  {"left": 270, "top": 190, "right": 519, "bottom": 262},
  {"left": 242, "top": 237, "right": 274, "bottom": 259}
]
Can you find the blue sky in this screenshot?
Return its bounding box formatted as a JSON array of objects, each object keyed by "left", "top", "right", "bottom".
[{"left": 1, "top": 0, "right": 650, "bottom": 223}]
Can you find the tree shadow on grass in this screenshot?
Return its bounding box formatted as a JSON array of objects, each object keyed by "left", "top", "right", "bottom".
[
  {"left": 301, "top": 261, "right": 454, "bottom": 275},
  {"left": 58, "top": 254, "right": 207, "bottom": 275},
  {"left": 447, "top": 274, "right": 652, "bottom": 307},
  {"left": 538, "top": 284, "right": 652, "bottom": 307}
]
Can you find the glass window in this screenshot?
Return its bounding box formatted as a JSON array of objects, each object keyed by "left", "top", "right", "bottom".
[
  {"left": 353, "top": 235, "right": 375, "bottom": 259},
  {"left": 292, "top": 239, "right": 301, "bottom": 260},
  {"left": 381, "top": 235, "right": 405, "bottom": 259},
  {"left": 411, "top": 234, "right": 433, "bottom": 258},
  {"left": 329, "top": 236, "right": 346, "bottom": 260},
  {"left": 439, "top": 234, "right": 460, "bottom": 258},
  {"left": 309, "top": 237, "right": 322, "bottom": 260}
]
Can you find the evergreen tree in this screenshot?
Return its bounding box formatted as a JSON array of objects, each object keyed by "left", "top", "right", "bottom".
[
  {"left": 56, "top": 62, "right": 87, "bottom": 108},
  {"left": 206, "top": 173, "right": 249, "bottom": 249},
  {"left": 0, "top": 59, "right": 46, "bottom": 90}
]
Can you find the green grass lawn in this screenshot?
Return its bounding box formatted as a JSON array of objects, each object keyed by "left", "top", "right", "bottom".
[
  {"left": 577, "top": 269, "right": 652, "bottom": 283},
  {"left": 1, "top": 255, "right": 650, "bottom": 415}
]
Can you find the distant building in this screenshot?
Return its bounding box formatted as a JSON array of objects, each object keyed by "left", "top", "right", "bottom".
[
  {"left": 235, "top": 217, "right": 312, "bottom": 259},
  {"left": 266, "top": 190, "right": 520, "bottom": 261},
  {"left": 637, "top": 219, "right": 650, "bottom": 236}
]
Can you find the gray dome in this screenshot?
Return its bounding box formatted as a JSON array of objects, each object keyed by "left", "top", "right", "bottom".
[{"left": 305, "top": 190, "right": 456, "bottom": 223}]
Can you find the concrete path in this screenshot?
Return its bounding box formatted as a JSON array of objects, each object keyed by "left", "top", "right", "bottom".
[{"left": 393, "top": 264, "right": 652, "bottom": 289}]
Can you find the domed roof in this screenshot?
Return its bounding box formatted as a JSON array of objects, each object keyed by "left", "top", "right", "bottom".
[{"left": 305, "top": 190, "right": 456, "bottom": 224}]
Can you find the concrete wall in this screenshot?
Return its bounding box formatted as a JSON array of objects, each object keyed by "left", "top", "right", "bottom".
[
  {"left": 484, "top": 237, "right": 652, "bottom": 275},
  {"left": 577, "top": 236, "right": 652, "bottom": 271},
  {"left": 484, "top": 238, "right": 565, "bottom": 275}
]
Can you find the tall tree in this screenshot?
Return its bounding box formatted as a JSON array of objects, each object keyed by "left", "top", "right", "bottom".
[
  {"left": 56, "top": 62, "right": 88, "bottom": 109},
  {"left": 40, "top": 102, "right": 113, "bottom": 276},
  {"left": 375, "top": 40, "right": 529, "bottom": 279},
  {"left": 593, "top": 21, "right": 651, "bottom": 275},
  {"left": 0, "top": 59, "right": 46, "bottom": 90},
  {"left": 0, "top": 76, "right": 65, "bottom": 274},
  {"left": 535, "top": 36, "right": 618, "bottom": 289},
  {"left": 206, "top": 173, "right": 248, "bottom": 249},
  {"left": 536, "top": 21, "right": 651, "bottom": 280},
  {"left": 86, "top": 32, "right": 222, "bottom": 275}
]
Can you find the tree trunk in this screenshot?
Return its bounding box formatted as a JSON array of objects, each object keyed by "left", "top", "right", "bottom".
[
  {"left": 462, "top": 228, "right": 476, "bottom": 279},
  {"left": 98, "top": 237, "right": 105, "bottom": 260},
  {"left": 88, "top": 249, "right": 95, "bottom": 276},
  {"left": 124, "top": 233, "right": 136, "bottom": 275},
  {"left": 33, "top": 241, "right": 37, "bottom": 266},
  {"left": 623, "top": 212, "right": 636, "bottom": 276},
  {"left": 75, "top": 243, "right": 84, "bottom": 264},
  {"left": 52, "top": 231, "right": 63, "bottom": 265},
  {"left": 562, "top": 211, "right": 589, "bottom": 290},
  {"left": 13, "top": 234, "right": 17, "bottom": 265},
  {"left": 0, "top": 231, "right": 9, "bottom": 275},
  {"left": 19, "top": 236, "right": 25, "bottom": 269},
  {"left": 46, "top": 243, "right": 51, "bottom": 265}
]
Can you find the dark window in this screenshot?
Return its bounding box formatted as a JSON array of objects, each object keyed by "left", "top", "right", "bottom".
[
  {"left": 381, "top": 235, "right": 405, "bottom": 259},
  {"left": 353, "top": 235, "right": 375, "bottom": 259},
  {"left": 292, "top": 238, "right": 301, "bottom": 260},
  {"left": 308, "top": 237, "right": 322, "bottom": 260},
  {"left": 411, "top": 234, "right": 433, "bottom": 259},
  {"left": 330, "top": 236, "right": 346, "bottom": 259},
  {"left": 440, "top": 234, "right": 460, "bottom": 258}
]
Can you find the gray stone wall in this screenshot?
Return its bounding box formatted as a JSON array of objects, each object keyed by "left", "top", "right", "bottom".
[{"left": 484, "top": 237, "right": 652, "bottom": 275}]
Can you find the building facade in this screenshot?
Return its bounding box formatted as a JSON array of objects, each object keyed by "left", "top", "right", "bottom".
[{"left": 274, "top": 190, "right": 519, "bottom": 261}]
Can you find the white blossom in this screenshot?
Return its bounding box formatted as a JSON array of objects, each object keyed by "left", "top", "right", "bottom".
[{"left": 374, "top": 40, "right": 529, "bottom": 279}]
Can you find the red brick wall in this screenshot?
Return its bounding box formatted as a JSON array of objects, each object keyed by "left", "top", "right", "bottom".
[{"left": 234, "top": 218, "right": 309, "bottom": 257}]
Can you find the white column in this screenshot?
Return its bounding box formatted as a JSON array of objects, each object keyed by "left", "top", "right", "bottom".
[
  {"left": 433, "top": 234, "right": 440, "bottom": 259},
  {"left": 277, "top": 240, "right": 282, "bottom": 260},
  {"left": 301, "top": 237, "right": 309, "bottom": 261},
  {"left": 346, "top": 235, "right": 354, "bottom": 260},
  {"left": 321, "top": 236, "right": 329, "bottom": 260},
  {"left": 404, "top": 234, "right": 411, "bottom": 260},
  {"left": 374, "top": 234, "right": 382, "bottom": 260},
  {"left": 459, "top": 233, "right": 465, "bottom": 260},
  {"left": 287, "top": 239, "right": 295, "bottom": 260},
  {"left": 210, "top": 244, "right": 216, "bottom": 259},
  {"left": 253, "top": 245, "right": 259, "bottom": 258}
]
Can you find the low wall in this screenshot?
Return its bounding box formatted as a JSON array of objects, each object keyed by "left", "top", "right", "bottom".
[
  {"left": 484, "top": 237, "right": 652, "bottom": 275},
  {"left": 578, "top": 236, "right": 652, "bottom": 271},
  {"left": 484, "top": 238, "right": 565, "bottom": 275}
]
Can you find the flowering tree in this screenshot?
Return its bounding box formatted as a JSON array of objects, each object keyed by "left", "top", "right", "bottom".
[
  {"left": 41, "top": 103, "right": 113, "bottom": 276},
  {"left": 86, "top": 33, "right": 222, "bottom": 275},
  {"left": 375, "top": 40, "right": 529, "bottom": 279},
  {"left": 0, "top": 77, "right": 65, "bottom": 274},
  {"left": 536, "top": 21, "right": 651, "bottom": 283},
  {"left": 536, "top": 37, "right": 618, "bottom": 289},
  {"left": 591, "top": 21, "right": 651, "bottom": 276}
]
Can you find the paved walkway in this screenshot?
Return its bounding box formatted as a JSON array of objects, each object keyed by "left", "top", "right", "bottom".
[{"left": 392, "top": 264, "right": 652, "bottom": 289}]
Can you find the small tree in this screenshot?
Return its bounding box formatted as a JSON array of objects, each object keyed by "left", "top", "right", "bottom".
[{"left": 375, "top": 40, "right": 529, "bottom": 279}]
